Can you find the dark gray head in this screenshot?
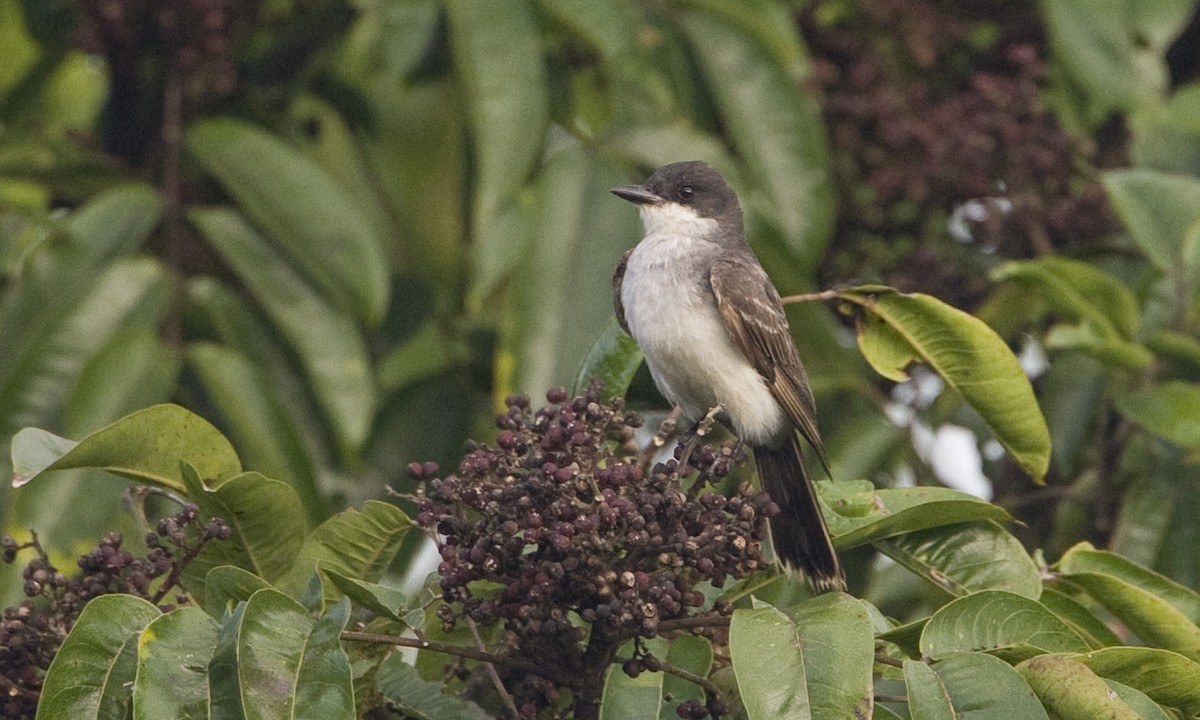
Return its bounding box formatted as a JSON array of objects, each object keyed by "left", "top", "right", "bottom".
[{"left": 612, "top": 161, "right": 743, "bottom": 238}]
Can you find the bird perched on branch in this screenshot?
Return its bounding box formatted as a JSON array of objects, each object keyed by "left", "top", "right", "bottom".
[{"left": 611, "top": 160, "right": 844, "bottom": 592}]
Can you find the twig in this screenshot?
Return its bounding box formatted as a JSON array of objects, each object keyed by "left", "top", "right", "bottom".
[
  {"left": 466, "top": 617, "right": 519, "bottom": 719},
  {"left": 655, "top": 615, "right": 732, "bottom": 633},
  {"left": 340, "top": 630, "right": 572, "bottom": 686},
  {"left": 876, "top": 694, "right": 909, "bottom": 704},
  {"left": 779, "top": 289, "right": 840, "bottom": 305},
  {"left": 873, "top": 651, "right": 905, "bottom": 669}
]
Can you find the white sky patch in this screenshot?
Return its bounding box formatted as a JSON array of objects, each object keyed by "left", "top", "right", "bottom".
[{"left": 928, "top": 425, "right": 992, "bottom": 499}]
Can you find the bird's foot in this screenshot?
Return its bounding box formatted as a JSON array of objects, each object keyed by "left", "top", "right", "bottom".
[{"left": 676, "top": 404, "right": 724, "bottom": 473}]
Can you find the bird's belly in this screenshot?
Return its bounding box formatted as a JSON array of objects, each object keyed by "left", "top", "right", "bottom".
[{"left": 621, "top": 242, "right": 785, "bottom": 445}]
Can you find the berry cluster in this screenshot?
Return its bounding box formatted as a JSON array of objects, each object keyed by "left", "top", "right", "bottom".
[
  {"left": 802, "top": 0, "right": 1121, "bottom": 306},
  {"left": 0, "top": 505, "right": 231, "bottom": 719},
  {"left": 412, "top": 383, "right": 773, "bottom": 718}
]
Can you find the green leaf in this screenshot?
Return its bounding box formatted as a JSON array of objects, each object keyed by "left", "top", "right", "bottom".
[
  {"left": 920, "top": 590, "right": 1090, "bottom": 661},
  {"left": 185, "top": 118, "right": 389, "bottom": 325},
  {"left": 990, "top": 257, "right": 1151, "bottom": 368},
  {"left": 1038, "top": 588, "right": 1123, "bottom": 649},
  {"left": 376, "top": 319, "right": 468, "bottom": 395},
  {"left": 218, "top": 589, "right": 355, "bottom": 720},
  {"left": 1058, "top": 543, "right": 1200, "bottom": 661},
  {"left": 601, "top": 638, "right": 667, "bottom": 720},
  {"left": 12, "top": 404, "right": 240, "bottom": 492},
  {"left": 1074, "top": 647, "right": 1200, "bottom": 718},
  {"left": 680, "top": 9, "right": 832, "bottom": 267},
  {"left": 536, "top": 0, "right": 641, "bottom": 61},
  {"left": 189, "top": 207, "right": 375, "bottom": 458},
  {"left": 281, "top": 500, "right": 412, "bottom": 600},
  {"left": 181, "top": 464, "right": 308, "bottom": 591},
  {"left": 187, "top": 343, "right": 326, "bottom": 524},
  {"left": 874, "top": 521, "right": 1042, "bottom": 599},
  {"left": 573, "top": 318, "right": 643, "bottom": 401},
  {"left": 1017, "top": 654, "right": 1141, "bottom": 720},
  {"left": 322, "top": 569, "right": 411, "bottom": 623},
  {"left": 36, "top": 594, "right": 161, "bottom": 720},
  {"left": 1103, "top": 168, "right": 1200, "bottom": 277},
  {"left": 785, "top": 593, "right": 875, "bottom": 719},
  {"left": 660, "top": 634, "right": 713, "bottom": 719},
  {"left": 446, "top": 0, "right": 548, "bottom": 303},
  {"left": 58, "top": 182, "right": 163, "bottom": 261},
  {"left": 1105, "top": 679, "right": 1177, "bottom": 720},
  {"left": 821, "top": 480, "right": 1013, "bottom": 548},
  {"left": 1115, "top": 381, "right": 1200, "bottom": 450},
  {"left": 374, "top": 654, "right": 492, "bottom": 720},
  {"left": 904, "top": 653, "right": 1049, "bottom": 720},
  {"left": 203, "top": 565, "right": 271, "bottom": 618},
  {"left": 133, "top": 607, "right": 219, "bottom": 720},
  {"left": 836, "top": 286, "right": 1051, "bottom": 482},
  {"left": 729, "top": 605, "right": 810, "bottom": 720}
]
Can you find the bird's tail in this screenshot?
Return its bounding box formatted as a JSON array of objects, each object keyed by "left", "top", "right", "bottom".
[{"left": 754, "top": 435, "right": 845, "bottom": 592}]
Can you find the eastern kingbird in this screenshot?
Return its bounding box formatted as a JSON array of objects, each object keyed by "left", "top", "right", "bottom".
[{"left": 611, "top": 160, "right": 844, "bottom": 592}]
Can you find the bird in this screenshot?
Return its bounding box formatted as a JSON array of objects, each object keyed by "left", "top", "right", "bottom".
[{"left": 611, "top": 160, "right": 844, "bottom": 592}]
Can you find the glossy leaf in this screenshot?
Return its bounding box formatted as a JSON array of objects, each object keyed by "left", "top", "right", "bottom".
[
  {"left": 1060, "top": 543, "right": 1200, "bottom": 622},
  {"left": 322, "top": 569, "right": 411, "bottom": 623},
  {"left": 874, "top": 521, "right": 1042, "bottom": 599},
  {"left": 12, "top": 404, "right": 240, "bottom": 492},
  {"left": 185, "top": 118, "right": 389, "bottom": 325},
  {"left": 572, "top": 319, "right": 643, "bottom": 400},
  {"left": 1017, "top": 654, "right": 1140, "bottom": 720},
  {"left": 281, "top": 500, "right": 412, "bottom": 599},
  {"left": 729, "top": 605, "right": 810, "bottom": 719},
  {"left": 1037, "top": 588, "right": 1123, "bottom": 649},
  {"left": 836, "top": 286, "right": 1050, "bottom": 482},
  {"left": 660, "top": 634, "right": 714, "bottom": 719},
  {"left": 821, "top": 480, "right": 1013, "bottom": 548},
  {"left": 1105, "top": 679, "right": 1176, "bottom": 720},
  {"left": 133, "top": 607, "right": 219, "bottom": 720},
  {"left": 681, "top": 9, "right": 832, "bottom": 267},
  {"left": 920, "top": 590, "right": 1090, "bottom": 660},
  {"left": 1102, "top": 168, "right": 1200, "bottom": 277},
  {"left": 203, "top": 565, "right": 271, "bottom": 618},
  {"left": 36, "top": 594, "right": 160, "bottom": 720},
  {"left": 1074, "top": 647, "right": 1200, "bottom": 718},
  {"left": 904, "top": 653, "right": 1049, "bottom": 720},
  {"left": 181, "top": 464, "right": 307, "bottom": 591},
  {"left": 374, "top": 654, "right": 492, "bottom": 720},
  {"left": 1115, "top": 381, "right": 1200, "bottom": 450},
  {"left": 189, "top": 206, "right": 375, "bottom": 458},
  {"left": 786, "top": 593, "right": 875, "bottom": 719}
]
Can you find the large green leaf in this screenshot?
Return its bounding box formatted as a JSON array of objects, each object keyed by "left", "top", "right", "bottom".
[
  {"left": 903, "top": 653, "right": 1049, "bottom": 720},
  {"left": 660, "top": 634, "right": 714, "bottom": 720},
  {"left": 12, "top": 404, "right": 241, "bottom": 492},
  {"left": 214, "top": 589, "right": 355, "bottom": 720},
  {"left": 874, "top": 521, "right": 1042, "bottom": 599},
  {"left": 447, "top": 0, "right": 548, "bottom": 304},
  {"left": 1115, "top": 381, "right": 1200, "bottom": 450},
  {"left": 920, "top": 590, "right": 1090, "bottom": 661},
  {"left": 187, "top": 343, "right": 326, "bottom": 524},
  {"left": 133, "top": 607, "right": 219, "bottom": 720},
  {"left": 1103, "top": 168, "right": 1200, "bottom": 281},
  {"left": 821, "top": 480, "right": 1012, "bottom": 548},
  {"left": 990, "top": 257, "right": 1151, "bottom": 368},
  {"left": 181, "top": 464, "right": 308, "bottom": 591},
  {"left": 1037, "top": 588, "right": 1123, "bottom": 649},
  {"left": 373, "top": 654, "right": 492, "bottom": 720},
  {"left": 189, "top": 206, "right": 375, "bottom": 457},
  {"left": 1017, "top": 654, "right": 1140, "bottom": 720},
  {"left": 203, "top": 565, "right": 271, "bottom": 618},
  {"left": 1058, "top": 542, "right": 1200, "bottom": 661},
  {"left": 834, "top": 287, "right": 1050, "bottom": 482},
  {"left": 185, "top": 118, "right": 389, "bottom": 325},
  {"left": 36, "top": 594, "right": 161, "bottom": 720},
  {"left": 729, "top": 605, "right": 810, "bottom": 720},
  {"left": 573, "top": 319, "right": 644, "bottom": 400},
  {"left": 681, "top": 8, "right": 832, "bottom": 268},
  {"left": 1074, "top": 647, "right": 1200, "bottom": 718},
  {"left": 280, "top": 500, "right": 412, "bottom": 599}
]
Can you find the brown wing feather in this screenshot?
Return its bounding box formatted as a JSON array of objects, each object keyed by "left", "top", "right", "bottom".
[
  {"left": 613, "top": 248, "right": 633, "bottom": 335},
  {"left": 709, "top": 258, "right": 829, "bottom": 472}
]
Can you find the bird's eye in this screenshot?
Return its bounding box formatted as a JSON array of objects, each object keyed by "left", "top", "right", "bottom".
[{"left": 679, "top": 185, "right": 695, "bottom": 202}]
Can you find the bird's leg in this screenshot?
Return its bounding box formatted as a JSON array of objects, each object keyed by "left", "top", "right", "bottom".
[
  {"left": 676, "top": 404, "right": 724, "bottom": 474},
  {"left": 639, "top": 406, "right": 682, "bottom": 466}
]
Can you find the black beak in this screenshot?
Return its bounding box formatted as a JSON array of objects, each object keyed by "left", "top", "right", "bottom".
[{"left": 611, "top": 185, "right": 663, "bottom": 205}]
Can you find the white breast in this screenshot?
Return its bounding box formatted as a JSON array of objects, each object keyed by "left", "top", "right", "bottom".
[{"left": 621, "top": 230, "right": 786, "bottom": 446}]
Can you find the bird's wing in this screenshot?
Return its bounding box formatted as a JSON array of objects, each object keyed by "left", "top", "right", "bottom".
[
  {"left": 709, "top": 258, "right": 829, "bottom": 470},
  {"left": 612, "top": 248, "right": 633, "bottom": 335}
]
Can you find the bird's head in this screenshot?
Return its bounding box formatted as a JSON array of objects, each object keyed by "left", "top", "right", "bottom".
[{"left": 612, "top": 161, "right": 743, "bottom": 240}]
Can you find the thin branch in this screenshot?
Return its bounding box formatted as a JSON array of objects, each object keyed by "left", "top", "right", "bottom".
[
  {"left": 779, "top": 289, "right": 840, "bottom": 305},
  {"left": 655, "top": 614, "right": 732, "bottom": 633},
  {"left": 617, "top": 655, "right": 723, "bottom": 699},
  {"left": 873, "top": 651, "right": 905, "bottom": 669},
  {"left": 876, "top": 694, "right": 909, "bottom": 704},
  {"left": 466, "top": 617, "right": 519, "bottom": 720},
  {"left": 340, "top": 630, "right": 572, "bottom": 686}
]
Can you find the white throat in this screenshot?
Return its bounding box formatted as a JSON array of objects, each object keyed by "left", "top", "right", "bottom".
[{"left": 639, "top": 201, "right": 720, "bottom": 240}]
